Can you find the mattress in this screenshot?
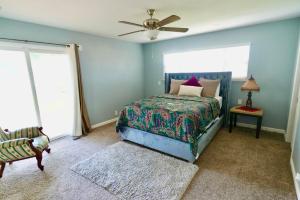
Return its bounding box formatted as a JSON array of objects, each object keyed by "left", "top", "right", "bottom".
[{"left": 116, "top": 94, "right": 220, "bottom": 146}]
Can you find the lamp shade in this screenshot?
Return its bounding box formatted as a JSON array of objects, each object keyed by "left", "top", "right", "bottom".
[{"left": 241, "top": 75, "right": 260, "bottom": 91}]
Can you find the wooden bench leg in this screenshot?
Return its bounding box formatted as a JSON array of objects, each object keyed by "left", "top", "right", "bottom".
[
  {"left": 28, "top": 139, "right": 45, "bottom": 171},
  {"left": 36, "top": 152, "right": 44, "bottom": 171},
  {"left": 0, "top": 162, "right": 6, "bottom": 178},
  {"left": 45, "top": 147, "right": 51, "bottom": 154}
]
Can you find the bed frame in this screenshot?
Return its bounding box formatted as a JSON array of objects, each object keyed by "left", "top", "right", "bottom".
[{"left": 119, "top": 72, "right": 232, "bottom": 163}]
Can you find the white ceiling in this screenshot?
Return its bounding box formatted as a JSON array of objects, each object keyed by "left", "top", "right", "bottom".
[{"left": 0, "top": 0, "right": 300, "bottom": 43}]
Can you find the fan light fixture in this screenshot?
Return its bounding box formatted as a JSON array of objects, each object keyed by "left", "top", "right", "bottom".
[
  {"left": 145, "top": 29, "right": 159, "bottom": 40},
  {"left": 118, "top": 9, "right": 188, "bottom": 40}
]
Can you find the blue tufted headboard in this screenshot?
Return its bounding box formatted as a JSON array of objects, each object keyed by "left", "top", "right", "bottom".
[{"left": 165, "top": 72, "right": 232, "bottom": 126}]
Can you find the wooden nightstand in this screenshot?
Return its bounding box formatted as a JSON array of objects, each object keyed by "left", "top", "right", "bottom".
[{"left": 229, "top": 106, "right": 263, "bottom": 138}]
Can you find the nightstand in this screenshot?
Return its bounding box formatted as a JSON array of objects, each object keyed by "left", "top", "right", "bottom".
[{"left": 229, "top": 106, "right": 263, "bottom": 138}]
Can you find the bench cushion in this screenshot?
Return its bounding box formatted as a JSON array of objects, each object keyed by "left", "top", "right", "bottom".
[{"left": 32, "top": 136, "right": 49, "bottom": 152}]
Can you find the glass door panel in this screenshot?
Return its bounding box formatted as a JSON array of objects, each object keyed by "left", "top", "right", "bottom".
[
  {"left": 0, "top": 49, "right": 38, "bottom": 130},
  {"left": 30, "top": 52, "right": 73, "bottom": 139}
]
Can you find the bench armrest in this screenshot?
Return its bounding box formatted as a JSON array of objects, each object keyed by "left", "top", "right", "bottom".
[
  {"left": 6, "top": 127, "right": 42, "bottom": 139},
  {"left": 0, "top": 138, "right": 31, "bottom": 149}
]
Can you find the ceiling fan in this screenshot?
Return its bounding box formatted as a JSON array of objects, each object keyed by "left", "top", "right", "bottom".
[{"left": 118, "top": 9, "right": 189, "bottom": 40}]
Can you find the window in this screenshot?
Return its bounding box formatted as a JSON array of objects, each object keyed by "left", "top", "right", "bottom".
[{"left": 163, "top": 45, "right": 250, "bottom": 80}]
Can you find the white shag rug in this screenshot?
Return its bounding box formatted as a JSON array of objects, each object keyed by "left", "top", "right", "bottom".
[{"left": 71, "top": 142, "right": 198, "bottom": 200}]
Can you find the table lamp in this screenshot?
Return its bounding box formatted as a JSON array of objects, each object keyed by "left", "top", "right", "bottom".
[{"left": 241, "top": 75, "right": 260, "bottom": 108}]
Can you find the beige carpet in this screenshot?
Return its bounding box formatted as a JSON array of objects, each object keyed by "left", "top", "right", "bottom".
[{"left": 0, "top": 124, "right": 296, "bottom": 200}]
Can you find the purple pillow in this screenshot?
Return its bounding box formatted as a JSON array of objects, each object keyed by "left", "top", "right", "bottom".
[{"left": 182, "top": 76, "right": 202, "bottom": 87}]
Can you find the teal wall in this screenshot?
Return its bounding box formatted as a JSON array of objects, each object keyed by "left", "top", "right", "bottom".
[
  {"left": 0, "top": 17, "right": 144, "bottom": 125},
  {"left": 142, "top": 18, "right": 300, "bottom": 130}
]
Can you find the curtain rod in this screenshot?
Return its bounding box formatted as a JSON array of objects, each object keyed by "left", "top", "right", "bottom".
[{"left": 0, "top": 37, "right": 71, "bottom": 47}]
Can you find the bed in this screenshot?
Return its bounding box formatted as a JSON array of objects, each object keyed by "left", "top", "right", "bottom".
[{"left": 116, "top": 72, "right": 232, "bottom": 162}]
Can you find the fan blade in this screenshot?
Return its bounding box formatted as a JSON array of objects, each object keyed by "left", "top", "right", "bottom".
[
  {"left": 119, "top": 21, "right": 144, "bottom": 27},
  {"left": 159, "top": 27, "right": 188, "bottom": 32},
  {"left": 157, "top": 15, "right": 180, "bottom": 27},
  {"left": 118, "top": 30, "right": 145, "bottom": 36}
]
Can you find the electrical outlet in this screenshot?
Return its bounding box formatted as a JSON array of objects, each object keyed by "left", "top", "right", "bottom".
[
  {"left": 238, "top": 98, "right": 243, "bottom": 105},
  {"left": 114, "top": 110, "right": 118, "bottom": 116}
]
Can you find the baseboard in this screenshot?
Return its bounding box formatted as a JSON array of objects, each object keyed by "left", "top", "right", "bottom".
[
  {"left": 91, "top": 117, "right": 118, "bottom": 129},
  {"left": 236, "top": 122, "right": 286, "bottom": 134},
  {"left": 290, "top": 157, "right": 300, "bottom": 199}
]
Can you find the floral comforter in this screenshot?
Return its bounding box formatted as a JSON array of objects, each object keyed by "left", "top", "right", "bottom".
[{"left": 116, "top": 94, "right": 220, "bottom": 152}]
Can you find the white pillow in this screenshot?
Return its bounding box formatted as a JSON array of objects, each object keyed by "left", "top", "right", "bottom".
[{"left": 178, "top": 85, "right": 203, "bottom": 97}]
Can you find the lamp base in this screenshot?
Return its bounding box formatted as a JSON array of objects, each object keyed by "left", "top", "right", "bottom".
[{"left": 246, "top": 91, "right": 252, "bottom": 108}]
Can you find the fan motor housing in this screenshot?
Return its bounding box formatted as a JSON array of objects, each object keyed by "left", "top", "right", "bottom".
[{"left": 143, "top": 18, "right": 159, "bottom": 29}]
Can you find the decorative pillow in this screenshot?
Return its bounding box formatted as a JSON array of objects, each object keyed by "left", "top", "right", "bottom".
[
  {"left": 182, "top": 76, "right": 201, "bottom": 87},
  {"left": 169, "top": 79, "right": 185, "bottom": 95},
  {"left": 178, "top": 85, "right": 203, "bottom": 97},
  {"left": 199, "top": 78, "right": 220, "bottom": 97}
]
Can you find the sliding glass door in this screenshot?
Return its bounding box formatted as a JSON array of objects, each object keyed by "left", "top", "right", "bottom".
[
  {"left": 30, "top": 52, "right": 73, "bottom": 139},
  {"left": 0, "top": 45, "right": 73, "bottom": 139}
]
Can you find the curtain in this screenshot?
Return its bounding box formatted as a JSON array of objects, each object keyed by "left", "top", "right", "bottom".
[{"left": 67, "top": 44, "right": 91, "bottom": 137}]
